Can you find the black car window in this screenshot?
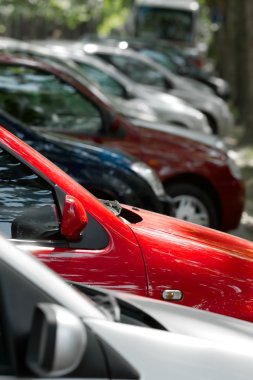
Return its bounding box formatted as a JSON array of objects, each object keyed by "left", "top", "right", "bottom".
[
  {"left": 78, "top": 62, "right": 126, "bottom": 98},
  {"left": 104, "top": 54, "right": 166, "bottom": 89},
  {"left": 0, "top": 65, "right": 102, "bottom": 135},
  {"left": 0, "top": 147, "right": 60, "bottom": 240}
]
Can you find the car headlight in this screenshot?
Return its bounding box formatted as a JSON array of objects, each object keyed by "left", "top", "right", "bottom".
[
  {"left": 202, "top": 123, "right": 212, "bottom": 134},
  {"left": 227, "top": 155, "right": 242, "bottom": 180},
  {"left": 215, "top": 139, "right": 226, "bottom": 151},
  {"left": 131, "top": 161, "right": 166, "bottom": 197}
]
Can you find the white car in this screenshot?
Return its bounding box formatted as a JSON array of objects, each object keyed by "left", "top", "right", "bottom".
[
  {"left": 64, "top": 50, "right": 212, "bottom": 134},
  {"left": 2, "top": 236, "right": 253, "bottom": 380},
  {"left": 80, "top": 43, "right": 233, "bottom": 136}
]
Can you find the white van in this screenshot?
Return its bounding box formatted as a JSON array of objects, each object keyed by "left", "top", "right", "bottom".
[{"left": 133, "top": 0, "right": 200, "bottom": 46}]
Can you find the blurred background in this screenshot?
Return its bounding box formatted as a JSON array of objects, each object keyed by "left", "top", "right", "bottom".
[{"left": 0, "top": 0, "right": 253, "bottom": 239}]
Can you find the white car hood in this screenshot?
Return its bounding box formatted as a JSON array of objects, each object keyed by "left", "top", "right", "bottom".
[
  {"left": 112, "top": 291, "right": 253, "bottom": 347},
  {"left": 112, "top": 86, "right": 211, "bottom": 132},
  {"left": 135, "top": 84, "right": 210, "bottom": 124},
  {"left": 109, "top": 94, "right": 161, "bottom": 123},
  {"left": 136, "top": 83, "right": 196, "bottom": 110},
  {"left": 87, "top": 315, "right": 253, "bottom": 380},
  {"left": 171, "top": 82, "right": 223, "bottom": 112}
]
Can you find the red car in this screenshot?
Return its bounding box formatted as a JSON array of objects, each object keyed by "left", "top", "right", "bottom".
[
  {"left": 1, "top": 128, "right": 253, "bottom": 322},
  {"left": 0, "top": 54, "right": 244, "bottom": 231}
]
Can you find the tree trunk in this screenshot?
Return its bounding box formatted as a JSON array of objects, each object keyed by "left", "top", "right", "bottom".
[
  {"left": 242, "top": 0, "right": 253, "bottom": 141},
  {"left": 210, "top": 0, "right": 253, "bottom": 142}
]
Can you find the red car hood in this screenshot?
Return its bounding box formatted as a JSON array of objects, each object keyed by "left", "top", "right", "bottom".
[{"left": 128, "top": 207, "right": 253, "bottom": 258}]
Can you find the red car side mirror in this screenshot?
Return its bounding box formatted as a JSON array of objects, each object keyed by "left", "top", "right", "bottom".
[{"left": 61, "top": 195, "right": 88, "bottom": 241}]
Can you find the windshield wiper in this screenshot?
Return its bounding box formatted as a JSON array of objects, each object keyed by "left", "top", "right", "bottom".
[
  {"left": 69, "top": 282, "right": 121, "bottom": 322},
  {"left": 99, "top": 199, "right": 122, "bottom": 216},
  {"left": 92, "top": 293, "right": 121, "bottom": 322}
]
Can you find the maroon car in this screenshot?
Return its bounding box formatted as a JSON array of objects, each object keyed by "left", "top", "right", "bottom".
[{"left": 0, "top": 54, "right": 244, "bottom": 230}]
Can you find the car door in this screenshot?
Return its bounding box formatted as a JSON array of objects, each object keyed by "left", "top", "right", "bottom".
[{"left": 0, "top": 141, "right": 147, "bottom": 296}]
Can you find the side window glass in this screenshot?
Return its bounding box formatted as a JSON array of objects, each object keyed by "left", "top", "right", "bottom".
[
  {"left": 0, "top": 147, "right": 60, "bottom": 241},
  {"left": 78, "top": 63, "right": 125, "bottom": 98},
  {"left": 109, "top": 55, "right": 166, "bottom": 89},
  {"left": 0, "top": 65, "right": 102, "bottom": 135}
]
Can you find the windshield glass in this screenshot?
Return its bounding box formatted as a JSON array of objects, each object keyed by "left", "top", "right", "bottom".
[
  {"left": 136, "top": 6, "right": 194, "bottom": 43},
  {"left": 104, "top": 53, "right": 166, "bottom": 89},
  {"left": 76, "top": 62, "right": 125, "bottom": 97},
  {"left": 141, "top": 49, "right": 178, "bottom": 73},
  {"left": 0, "top": 65, "right": 104, "bottom": 135}
]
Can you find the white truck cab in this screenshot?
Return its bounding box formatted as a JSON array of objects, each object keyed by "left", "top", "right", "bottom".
[{"left": 133, "top": 0, "right": 200, "bottom": 46}]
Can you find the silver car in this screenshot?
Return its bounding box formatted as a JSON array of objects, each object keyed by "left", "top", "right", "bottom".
[
  {"left": 62, "top": 49, "right": 212, "bottom": 134},
  {"left": 2, "top": 236, "right": 253, "bottom": 380},
  {"left": 80, "top": 43, "right": 233, "bottom": 136}
]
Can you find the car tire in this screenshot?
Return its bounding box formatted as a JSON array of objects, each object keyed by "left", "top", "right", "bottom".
[{"left": 165, "top": 182, "right": 219, "bottom": 229}]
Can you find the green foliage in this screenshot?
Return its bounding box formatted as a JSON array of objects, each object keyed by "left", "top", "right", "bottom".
[
  {"left": 0, "top": 0, "right": 207, "bottom": 37},
  {"left": 98, "top": 0, "right": 134, "bottom": 36},
  {"left": 0, "top": 0, "right": 102, "bottom": 30}
]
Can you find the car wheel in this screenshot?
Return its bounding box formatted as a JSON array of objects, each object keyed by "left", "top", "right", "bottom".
[{"left": 165, "top": 183, "right": 219, "bottom": 229}]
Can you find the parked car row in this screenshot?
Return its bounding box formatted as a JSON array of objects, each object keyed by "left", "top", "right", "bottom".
[
  {"left": 0, "top": 109, "right": 171, "bottom": 215},
  {"left": 79, "top": 41, "right": 232, "bottom": 136},
  {"left": 85, "top": 36, "right": 231, "bottom": 99},
  {"left": 0, "top": 38, "right": 244, "bottom": 230},
  {"left": 0, "top": 32, "right": 253, "bottom": 378}
]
